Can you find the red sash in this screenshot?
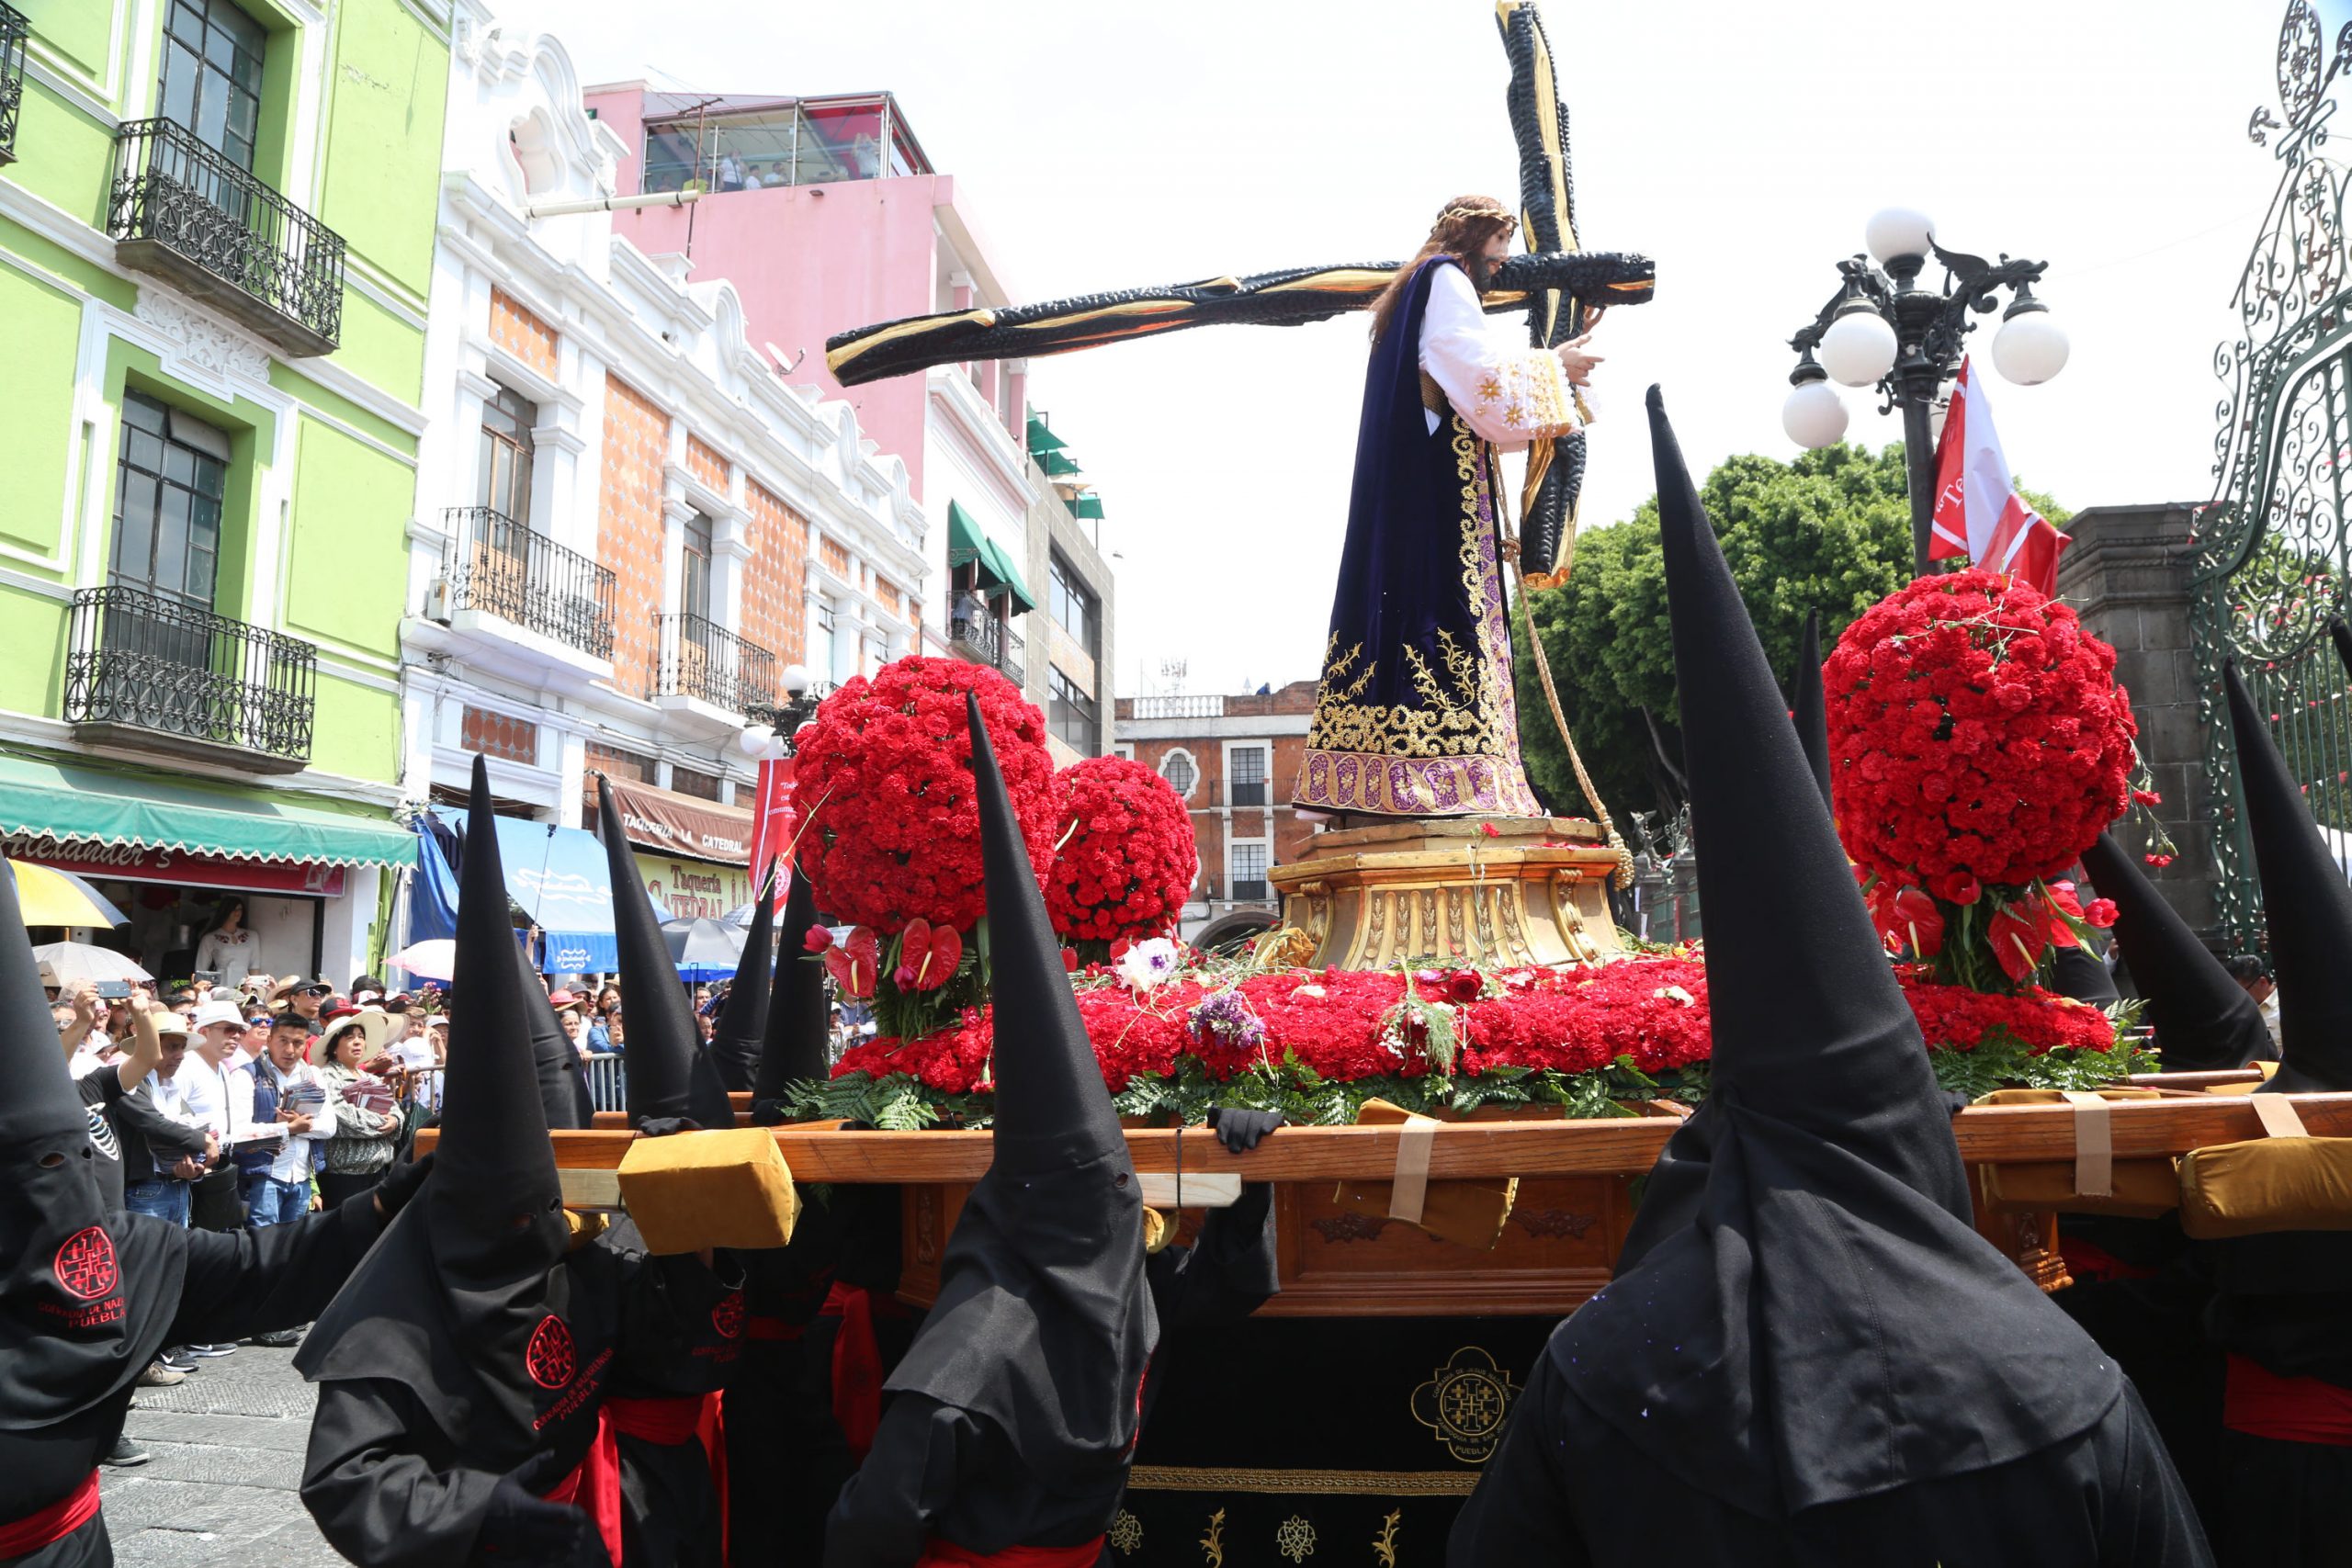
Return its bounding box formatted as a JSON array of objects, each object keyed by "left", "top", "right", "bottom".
[
  {"left": 821, "top": 1282, "right": 885, "bottom": 1461},
  {"left": 0, "top": 1470, "right": 101, "bottom": 1559},
  {"left": 913, "top": 1539, "right": 1106, "bottom": 1567},
  {"left": 542, "top": 1427, "right": 625, "bottom": 1568},
  {"left": 605, "top": 1393, "right": 729, "bottom": 1563},
  {"left": 2055, "top": 1235, "right": 2157, "bottom": 1285},
  {"left": 2224, "top": 1353, "right": 2352, "bottom": 1446}
]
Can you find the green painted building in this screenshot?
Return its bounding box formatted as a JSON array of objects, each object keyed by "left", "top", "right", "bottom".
[{"left": 0, "top": 0, "right": 443, "bottom": 984}]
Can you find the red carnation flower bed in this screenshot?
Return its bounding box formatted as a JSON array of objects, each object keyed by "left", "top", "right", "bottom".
[
  {"left": 1048, "top": 756, "right": 1196, "bottom": 946},
  {"left": 790, "top": 658, "right": 1056, "bottom": 935},
  {"left": 833, "top": 957, "right": 1718, "bottom": 1096},
  {"left": 1899, "top": 976, "right": 2118, "bottom": 1055},
  {"left": 1825, "top": 570, "right": 2137, "bottom": 893}
]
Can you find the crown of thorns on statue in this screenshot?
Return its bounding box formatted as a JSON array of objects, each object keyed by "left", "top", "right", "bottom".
[{"left": 1434, "top": 204, "right": 1515, "bottom": 233}]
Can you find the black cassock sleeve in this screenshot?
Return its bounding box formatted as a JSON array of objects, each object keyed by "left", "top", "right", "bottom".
[
  {"left": 166, "top": 1189, "right": 385, "bottom": 1347},
  {"left": 2097, "top": 1384, "right": 2213, "bottom": 1568},
  {"left": 1446, "top": 1351, "right": 1592, "bottom": 1567},
  {"left": 1146, "top": 1185, "right": 1279, "bottom": 1330},
  {"left": 302, "top": 1378, "right": 502, "bottom": 1568},
  {"left": 822, "top": 1393, "right": 977, "bottom": 1568}
]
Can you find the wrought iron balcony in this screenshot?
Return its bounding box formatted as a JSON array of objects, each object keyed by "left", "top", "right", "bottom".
[
  {"left": 1001, "top": 625, "right": 1025, "bottom": 686},
  {"left": 65, "top": 585, "right": 316, "bottom": 772},
  {"left": 0, "top": 4, "right": 28, "bottom": 166},
  {"left": 1230, "top": 879, "right": 1272, "bottom": 903},
  {"left": 107, "top": 118, "right": 345, "bottom": 356},
  {"left": 652, "top": 613, "right": 777, "bottom": 716},
  {"left": 441, "top": 507, "right": 617, "bottom": 660},
  {"left": 948, "top": 603, "right": 1026, "bottom": 682}
]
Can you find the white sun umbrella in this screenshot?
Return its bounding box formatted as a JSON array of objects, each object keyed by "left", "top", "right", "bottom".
[
  {"left": 32, "top": 942, "right": 152, "bottom": 985},
  {"left": 387, "top": 938, "right": 458, "bottom": 983}
]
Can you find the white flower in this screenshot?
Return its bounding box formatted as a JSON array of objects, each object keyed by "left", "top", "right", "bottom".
[
  {"left": 1117, "top": 937, "right": 1182, "bottom": 993},
  {"left": 1652, "top": 985, "right": 1695, "bottom": 1006}
]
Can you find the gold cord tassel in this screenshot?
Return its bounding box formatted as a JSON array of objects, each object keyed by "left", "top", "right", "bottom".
[{"left": 1512, "top": 562, "right": 1632, "bottom": 889}]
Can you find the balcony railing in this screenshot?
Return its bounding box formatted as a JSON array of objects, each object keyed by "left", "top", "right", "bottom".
[
  {"left": 0, "top": 4, "right": 28, "bottom": 166},
  {"left": 652, "top": 613, "right": 777, "bottom": 716},
  {"left": 948, "top": 604, "right": 1028, "bottom": 683},
  {"left": 107, "top": 118, "right": 345, "bottom": 356},
  {"left": 64, "top": 585, "right": 316, "bottom": 771},
  {"left": 1002, "top": 625, "right": 1025, "bottom": 686},
  {"left": 1229, "top": 879, "right": 1272, "bottom": 903},
  {"left": 1131, "top": 694, "right": 1227, "bottom": 720},
  {"left": 442, "top": 507, "right": 617, "bottom": 661},
  {"left": 1229, "top": 779, "right": 1269, "bottom": 807}
]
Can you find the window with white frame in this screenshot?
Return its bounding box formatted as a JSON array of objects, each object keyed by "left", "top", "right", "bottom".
[
  {"left": 1230, "top": 841, "right": 1270, "bottom": 902},
  {"left": 1159, "top": 749, "right": 1197, "bottom": 798},
  {"left": 1229, "top": 745, "right": 1268, "bottom": 807}
]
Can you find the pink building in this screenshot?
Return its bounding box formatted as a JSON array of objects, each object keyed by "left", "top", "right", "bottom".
[{"left": 579, "top": 85, "right": 1117, "bottom": 762}]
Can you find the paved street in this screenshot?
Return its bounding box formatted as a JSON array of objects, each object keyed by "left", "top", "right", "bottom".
[{"left": 99, "top": 1346, "right": 345, "bottom": 1568}]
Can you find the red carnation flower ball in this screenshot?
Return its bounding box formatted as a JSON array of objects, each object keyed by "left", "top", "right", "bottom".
[
  {"left": 1047, "top": 756, "right": 1198, "bottom": 945},
  {"left": 790, "top": 656, "right": 1055, "bottom": 934},
  {"left": 1824, "top": 570, "right": 2138, "bottom": 892}
]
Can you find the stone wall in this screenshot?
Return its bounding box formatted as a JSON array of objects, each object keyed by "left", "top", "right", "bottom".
[{"left": 2053, "top": 502, "right": 2221, "bottom": 936}]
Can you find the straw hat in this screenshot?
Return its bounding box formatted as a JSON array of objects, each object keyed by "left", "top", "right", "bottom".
[{"left": 310, "top": 1007, "right": 393, "bottom": 1066}]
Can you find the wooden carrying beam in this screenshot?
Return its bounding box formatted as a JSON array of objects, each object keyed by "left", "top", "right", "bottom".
[{"left": 417, "top": 1091, "right": 2352, "bottom": 1191}]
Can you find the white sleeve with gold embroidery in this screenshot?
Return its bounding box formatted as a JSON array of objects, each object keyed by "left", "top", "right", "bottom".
[{"left": 1419, "top": 264, "right": 1582, "bottom": 450}]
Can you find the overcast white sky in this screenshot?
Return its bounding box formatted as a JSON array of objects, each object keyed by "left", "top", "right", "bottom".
[{"left": 522, "top": 0, "right": 2312, "bottom": 699}]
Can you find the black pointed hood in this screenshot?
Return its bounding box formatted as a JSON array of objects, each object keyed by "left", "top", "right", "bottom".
[
  {"left": 709, "top": 865, "right": 776, "bottom": 1094},
  {"left": 1790, "top": 606, "right": 1832, "bottom": 811},
  {"left": 751, "top": 863, "right": 829, "bottom": 1119},
  {"left": 881, "top": 692, "right": 1155, "bottom": 1475},
  {"left": 1548, "top": 389, "right": 2120, "bottom": 1520},
  {"left": 2224, "top": 660, "right": 2352, "bottom": 1091},
  {"left": 0, "top": 849, "right": 183, "bottom": 1425},
  {"left": 300, "top": 757, "right": 581, "bottom": 1448},
  {"left": 2332, "top": 615, "right": 2352, "bottom": 686},
  {"left": 2080, "top": 833, "right": 2269, "bottom": 1069},
  {"left": 597, "top": 775, "right": 734, "bottom": 1129}
]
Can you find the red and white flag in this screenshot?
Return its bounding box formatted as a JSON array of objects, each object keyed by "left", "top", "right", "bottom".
[
  {"left": 744, "top": 755, "right": 797, "bottom": 910},
  {"left": 1926, "top": 357, "right": 2070, "bottom": 594}
]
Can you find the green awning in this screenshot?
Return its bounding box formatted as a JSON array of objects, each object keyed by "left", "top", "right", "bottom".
[
  {"left": 1025, "top": 414, "right": 1066, "bottom": 455},
  {"left": 946, "top": 501, "right": 1037, "bottom": 615},
  {"left": 1039, "top": 450, "right": 1083, "bottom": 478},
  {"left": 982, "top": 536, "right": 1037, "bottom": 615},
  {"left": 0, "top": 752, "right": 416, "bottom": 867},
  {"left": 1073, "top": 493, "right": 1105, "bottom": 521}
]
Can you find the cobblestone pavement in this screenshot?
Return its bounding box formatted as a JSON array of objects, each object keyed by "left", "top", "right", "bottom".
[{"left": 98, "top": 1343, "right": 346, "bottom": 1568}]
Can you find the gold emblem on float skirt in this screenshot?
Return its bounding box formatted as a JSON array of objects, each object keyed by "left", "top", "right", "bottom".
[{"left": 1410, "top": 1345, "right": 1519, "bottom": 1462}]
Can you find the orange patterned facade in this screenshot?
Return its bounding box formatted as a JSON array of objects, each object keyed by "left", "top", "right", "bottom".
[
  {"left": 599, "top": 374, "right": 672, "bottom": 694},
  {"left": 819, "top": 535, "right": 852, "bottom": 580},
  {"left": 489, "top": 288, "right": 560, "bottom": 378},
  {"left": 685, "top": 434, "right": 729, "bottom": 494},
  {"left": 742, "top": 480, "right": 807, "bottom": 668}
]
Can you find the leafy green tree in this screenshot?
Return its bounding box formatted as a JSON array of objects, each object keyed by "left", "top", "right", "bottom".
[{"left": 1513, "top": 441, "right": 2070, "bottom": 825}]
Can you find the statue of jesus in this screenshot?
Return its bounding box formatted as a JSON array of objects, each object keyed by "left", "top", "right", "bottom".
[{"left": 1293, "top": 195, "right": 1602, "bottom": 820}]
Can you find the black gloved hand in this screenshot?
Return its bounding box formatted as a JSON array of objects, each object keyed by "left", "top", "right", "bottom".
[
  {"left": 372, "top": 1152, "right": 434, "bottom": 1220},
  {"left": 635, "top": 1117, "right": 702, "bottom": 1139},
  {"left": 1204, "top": 1107, "right": 1284, "bottom": 1155},
  {"left": 477, "top": 1450, "right": 605, "bottom": 1566},
  {"left": 749, "top": 1099, "right": 788, "bottom": 1127}
]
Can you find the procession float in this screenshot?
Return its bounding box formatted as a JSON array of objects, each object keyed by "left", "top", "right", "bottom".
[{"left": 414, "top": 8, "right": 2352, "bottom": 1560}]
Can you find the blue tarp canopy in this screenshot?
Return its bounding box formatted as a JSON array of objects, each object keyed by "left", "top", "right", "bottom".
[{"left": 417, "top": 808, "right": 638, "bottom": 975}]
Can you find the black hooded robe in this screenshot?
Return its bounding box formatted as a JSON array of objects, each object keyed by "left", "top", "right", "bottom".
[
  {"left": 1451, "top": 390, "right": 2213, "bottom": 1567},
  {"left": 0, "top": 1202, "right": 387, "bottom": 1568}
]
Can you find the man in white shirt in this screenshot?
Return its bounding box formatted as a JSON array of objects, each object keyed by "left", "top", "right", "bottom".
[{"left": 244, "top": 1014, "right": 334, "bottom": 1234}]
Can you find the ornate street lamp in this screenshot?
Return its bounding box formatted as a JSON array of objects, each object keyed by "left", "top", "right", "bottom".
[
  {"left": 1782, "top": 208, "right": 2068, "bottom": 574},
  {"left": 741, "top": 663, "right": 825, "bottom": 761}
]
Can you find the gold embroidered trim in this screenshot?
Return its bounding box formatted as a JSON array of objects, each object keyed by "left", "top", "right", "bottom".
[
  {"left": 1474, "top": 348, "right": 1577, "bottom": 437},
  {"left": 1306, "top": 423, "right": 1510, "bottom": 761},
  {"left": 1125, "top": 1466, "right": 1478, "bottom": 1497}
]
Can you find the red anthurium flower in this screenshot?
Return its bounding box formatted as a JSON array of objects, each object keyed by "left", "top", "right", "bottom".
[
  {"left": 927, "top": 924, "right": 964, "bottom": 984},
  {"left": 901, "top": 919, "right": 934, "bottom": 987},
  {"left": 1891, "top": 886, "right": 1944, "bottom": 958},
  {"left": 1935, "top": 873, "right": 1983, "bottom": 907},
  {"left": 1986, "top": 904, "right": 2048, "bottom": 984},
  {"left": 822, "top": 926, "right": 881, "bottom": 998}
]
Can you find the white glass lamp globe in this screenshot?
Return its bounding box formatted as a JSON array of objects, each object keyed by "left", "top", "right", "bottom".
[
  {"left": 1992, "top": 310, "right": 2070, "bottom": 385},
  {"left": 1865, "top": 208, "right": 1935, "bottom": 264},
  {"left": 781, "top": 662, "right": 813, "bottom": 696},
  {"left": 737, "top": 723, "right": 776, "bottom": 757},
  {"left": 1818, "top": 310, "right": 1898, "bottom": 387},
  {"left": 1782, "top": 380, "right": 1849, "bottom": 449}
]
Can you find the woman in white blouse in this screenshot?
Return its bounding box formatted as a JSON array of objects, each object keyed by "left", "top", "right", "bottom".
[{"left": 193, "top": 897, "right": 263, "bottom": 990}]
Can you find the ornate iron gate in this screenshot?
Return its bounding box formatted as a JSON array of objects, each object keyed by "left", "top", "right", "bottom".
[{"left": 2192, "top": 2, "right": 2352, "bottom": 951}]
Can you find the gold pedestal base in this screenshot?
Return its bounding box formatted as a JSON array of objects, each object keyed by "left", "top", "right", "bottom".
[{"left": 1267, "top": 817, "right": 1623, "bottom": 971}]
